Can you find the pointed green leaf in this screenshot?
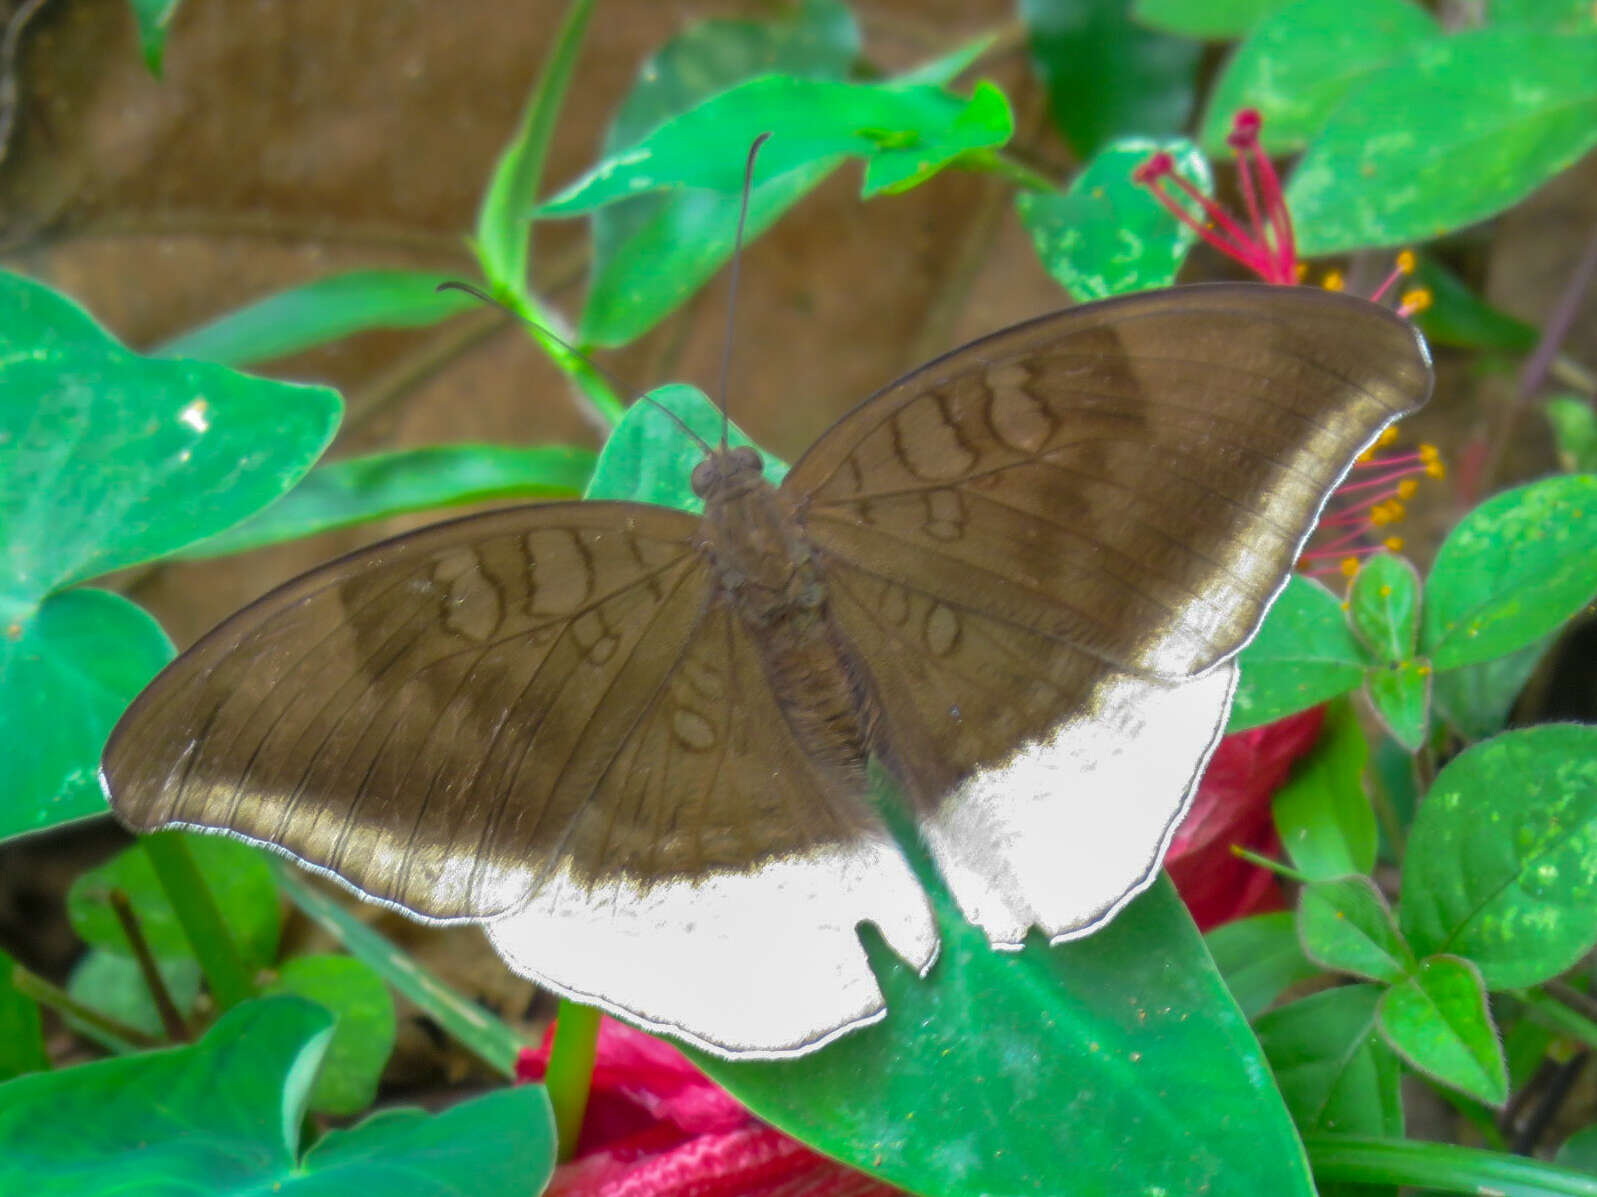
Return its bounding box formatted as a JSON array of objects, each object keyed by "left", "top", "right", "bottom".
[
  {"left": 1200, "top": 0, "right": 1437, "bottom": 156},
  {"left": 127, "top": 0, "right": 181, "bottom": 75},
  {"left": 1017, "top": 136, "right": 1211, "bottom": 301},
  {"left": 1401, "top": 724, "right": 1597, "bottom": 989},
  {"left": 154, "top": 270, "right": 480, "bottom": 366},
  {"left": 1273, "top": 701, "right": 1377, "bottom": 880},
  {"left": 1206, "top": 911, "right": 1320, "bottom": 1019},
  {"left": 183, "top": 444, "right": 597, "bottom": 557},
  {"left": 1133, "top": 0, "right": 1290, "bottom": 38},
  {"left": 1378, "top": 954, "right": 1506, "bottom": 1105},
  {"left": 1298, "top": 876, "right": 1413, "bottom": 983},
  {"left": 1289, "top": 30, "right": 1597, "bottom": 254},
  {"left": 1256, "top": 985, "right": 1404, "bottom": 1136},
  {"left": 0, "top": 951, "right": 48, "bottom": 1080},
  {"left": 266, "top": 955, "right": 396, "bottom": 1116},
  {"left": 65, "top": 949, "right": 201, "bottom": 1053},
  {"left": 1422, "top": 474, "right": 1597, "bottom": 671},
  {"left": 1413, "top": 256, "right": 1537, "bottom": 353},
  {"left": 68, "top": 834, "right": 281, "bottom": 972},
  {"left": 1432, "top": 634, "right": 1550, "bottom": 741},
  {"left": 1557, "top": 1124, "right": 1597, "bottom": 1174},
  {"left": 1231, "top": 575, "right": 1373, "bottom": 731},
  {"left": 0, "top": 996, "right": 555, "bottom": 1195},
  {"left": 1365, "top": 660, "right": 1431, "bottom": 751},
  {"left": 1020, "top": 0, "right": 1200, "bottom": 157},
  {"left": 1546, "top": 396, "right": 1597, "bottom": 473},
  {"left": 1348, "top": 552, "right": 1420, "bottom": 663}
]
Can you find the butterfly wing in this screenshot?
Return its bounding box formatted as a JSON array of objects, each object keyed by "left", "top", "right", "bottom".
[
  {"left": 786, "top": 283, "right": 1432, "bottom": 944},
  {"left": 103, "top": 501, "right": 935, "bottom": 1055}
]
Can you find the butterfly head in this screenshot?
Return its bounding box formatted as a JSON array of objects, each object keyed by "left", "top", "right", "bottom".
[{"left": 690, "top": 443, "right": 765, "bottom": 501}]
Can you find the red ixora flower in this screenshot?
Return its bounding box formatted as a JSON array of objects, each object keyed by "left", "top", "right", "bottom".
[{"left": 517, "top": 1018, "right": 898, "bottom": 1197}]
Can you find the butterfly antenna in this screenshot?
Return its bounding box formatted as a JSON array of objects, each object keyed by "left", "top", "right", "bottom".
[
  {"left": 716, "top": 131, "right": 771, "bottom": 451},
  {"left": 436, "top": 281, "right": 713, "bottom": 454}
]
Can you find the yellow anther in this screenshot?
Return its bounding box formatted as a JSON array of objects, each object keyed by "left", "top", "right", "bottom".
[
  {"left": 1397, "top": 479, "right": 1418, "bottom": 500},
  {"left": 1396, "top": 250, "right": 1416, "bottom": 274},
  {"left": 1400, "top": 287, "right": 1432, "bottom": 313},
  {"left": 1341, "top": 557, "right": 1360, "bottom": 578},
  {"left": 1379, "top": 427, "right": 1400, "bottom": 448},
  {"left": 1322, "top": 270, "right": 1345, "bottom": 292},
  {"left": 1426, "top": 460, "right": 1446, "bottom": 479},
  {"left": 1419, "top": 443, "right": 1439, "bottom": 461},
  {"left": 1384, "top": 536, "right": 1404, "bottom": 551},
  {"left": 1294, "top": 262, "right": 1310, "bottom": 282}
]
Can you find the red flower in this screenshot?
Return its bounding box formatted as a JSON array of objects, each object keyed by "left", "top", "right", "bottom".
[
  {"left": 1167, "top": 707, "right": 1326, "bottom": 930},
  {"left": 517, "top": 1018, "right": 899, "bottom": 1197}
]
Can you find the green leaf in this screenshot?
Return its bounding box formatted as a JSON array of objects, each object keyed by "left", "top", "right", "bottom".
[
  {"left": 273, "top": 863, "right": 525, "bottom": 1077},
  {"left": 1298, "top": 876, "right": 1413, "bottom": 983},
  {"left": 1422, "top": 474, "right": 1597, "bottom": 671},
  {"left": 0, "top": 950, "right": 48, "bottom": 1080},
  {"left": 68, "top": 834, "right": 281, "bottom": 973},
  {"left": 586, "top": 384, "right": 787, "bottom": 507},
  {"left": 1016, "top": 136, "right": 1211, "bottom": 301},
  {"left": 183, "top": 444, "right": 598, "bottom": 557},
  {"left": 699, "top": 877, "right": 1314, "bottom": 1197},
  {"left": 1547, "top": 396, "right": 1597, "bottom": 473},
  {"left": 1309, "top": 1134, "right": 1597, "bottom": 1194},
  {"left": 65, "top": 949, "right": 200, "bottom": 1052},
  {"left": 1413, "top": 256, "right": 1537, "bottom": 353},
  {"left": 0, "top": 996, "right": 555, "bottom": 1195},
  {"left": 1558, "top": 1124, "right": 1597, "bottom": 1174},
  {"left": 1020, "top": 0, "right": 1201, "bottom": 157},
  {"left": 266, "top": 954, "right": 396, "bottom": 1116},
  {"left": 1273, "top": 700, "right": 1377, "bottom": 880},
  {"left": 1401, "top": 724, "right": 1597, "bottom": 989},
  {"left": 1132, "top": 0, "right": 1289, "bottom": 38},
  {"left": 1200, "top": 0, "right": 1437, "bottom": 157},
  {"left": 0, "top": 589, "right": 173, "bottom": 839},
  {"left": 127, "top": 0, "right": 181, "bottom": 75},
  {"left": 1491, "top": 0, "right": 1596, "bottom": 31},
  {"left": 154, "top": 271, "right": 480, "bottom": 366},
  {"left": 0, "top": 270, "right": 339, "bottom": 839},
  {"left": 580, "top": 0, "right": 859, "bottom": 346},
  {"left": 1378, "top": 954, "right": 1507, "bottom": 1105},
  {"left": 1231, "top": 575, "right": 1373, "bottom": 731},
  {"left": 542, "top": 78, "right": 1012, "bottom": 215},
  {"left": 1365, "top": 660, "right": 1431, "bottom": 751},
  {"left": 1289, "top": 30, "right": 1597, "bottom": 255},
  {"left": 1347, "top": 553, "right": 1420, "bottom": 663},
  {"left": 1256, "top": 985, "right": 1404, "bottom": 1136},
  {"left": 1205, "top": 911, "right": 1320, "bottom": 1018},
  {"left": 474, "top": 0, "right": 594, "bottom": 292}
]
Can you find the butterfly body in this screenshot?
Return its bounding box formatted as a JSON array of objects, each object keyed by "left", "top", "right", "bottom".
[{"left": 103, "top": 283, "right": 1433, "bottom": 1057}]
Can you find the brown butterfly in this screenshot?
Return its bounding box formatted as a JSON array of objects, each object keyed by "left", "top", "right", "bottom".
[{"left": 102, "top": 282, "right": 1431, "bottom": 1057}]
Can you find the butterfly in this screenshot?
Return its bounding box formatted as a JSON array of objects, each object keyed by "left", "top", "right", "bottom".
[{"left": 102, "top": 282, "right": 1431, "bottom": 1058}]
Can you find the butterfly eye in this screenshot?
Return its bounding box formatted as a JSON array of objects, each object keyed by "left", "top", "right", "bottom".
[
  {"left": 690, "top": 458, "right": 718, "bottom": 496},
  {"left": 731, "top": 445, "right": 762, "bottom": 471}
]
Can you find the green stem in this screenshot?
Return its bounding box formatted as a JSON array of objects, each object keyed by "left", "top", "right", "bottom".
[
  {"left": 11, "top": 963, "right": 161, "bottom": 1050},
  {"left": 1516, "top": 986, "right": 1597, "bottom": 1054},
  {"left": 1230, "top": 844, "right": 1311, "bottom": 885},
  {"left": 961, "top": 147, "right": 1059, "bottom": 194},
  {"left": 546, "top": 999, "right": 601, "bottom": 1162},
  {"left": 508, "top": 290, "right": 626, "bottom": 427},
  {"left": 140, "top": 832, "right": 255, "bottom": 1010},
  {"left": 1305, "top": 1134, "right": 1597, "bottom": 1195}
]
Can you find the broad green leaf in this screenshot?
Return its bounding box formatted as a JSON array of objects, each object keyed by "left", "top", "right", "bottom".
[
  {"left": 1558, "top": 1124, "right": 1597, "bottom": 1174},
  {"left": 1348, "top": 553, "right": 1420, "bottom": 664},
  {"left": 1020, "top": 0, "right": 1201, "bottom": 157},
  {"left": 1289, "top": 30, "right": 1597, "bottom": 255},
  {"left": 1491, "top": 0, "right": 1595, "bottom": 30},
  {"left": 581, "top": 0, "right": 860, "bottom": 346},
  {"left": 154, "top": 271, "right": 479, "bottom": 366},
  {"left": 1365, "top": 660, "right": 1431, "bottom": 751},
  {"left": 1132, "top": 0, "right": 1289, "bottom": 38},
  {"left": 1308, "top": 1134, "right": 1597, "bottom": 1192},
  {"left": 542, "top": 78, "right": 1012, "bottom": 215},
  {"left": 0, "top": 589, "right": 173, "bottom": 839},
  {"left": 1273, "top": 700, "right": 1377, "bottom": 880},
  {"left": 1377, "top": 954, "right": 1506, "bottom": 1105},
  {"left": 1298, "top": 876, "right": 1413, "bottom": 983},
  {"left": 1413, "top": 257, "right": 1537, "bottom": 353},
  {"left": 700, "top": 876, "right": 1314, "bottom": 1197},
  {"left": 1430, "top": 632, "right": 1547, "bottom": 741},
  {"left": 273, "top": 863, "right": 525, "bottom": 1077},
  {"left": 1205, "top": 911, "right": 1320, "bottom": 1018},
  {"left": 127, "top": 0, "right": 181, "bottom": 75},
  {"left": 1230, "top": 575, "right": 1372, "bottom": 731},
  {"left": 0, "top": 996, "right": 556, "bottom": 1195},
  {"left": 586, "top": 384, "right": 787, "bottom": 507},
  {"left": 68, "top": 834, "right": 281, "bottom": 973},
  {"left": 0, "top": 950, "right": 47, "bottom": 1080},
  {"left": 1017, "top": 136, "right": 1211, "bottom": 300},
  {"left": 1200, "top": 0, "right": 1437, "bottom": 156},
  {"left": 0, "top": 270, "right": 339, "bottom": 838},
  {"left": 1401, "top": 724, "right": 1597, "bottom": 989},
  {"left": 1422, "top": 474, "right": 1597, "bottom": 671},
  {"left": 474, "top": 0, "right": 595, "bottom": 292},
  {"left": 267, "top": 954, "right": 396, "bottom": 1116},
  {"left": 65, "top": 949, "right": 201, "bottom": 1053},
  {"left": 1547, "top": 396, "right": 1597, "bottom": 473},
  {"left": 1256, "top": 985, "right": 1404, "bottom": 1136},
  {"left": 183, "top": 444, "right": 597, "bottom": 557}
]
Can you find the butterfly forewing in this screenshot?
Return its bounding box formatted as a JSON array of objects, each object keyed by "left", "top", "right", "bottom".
[{"left": 787, "top": 284, "right": 1430, "bottom": 943}]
